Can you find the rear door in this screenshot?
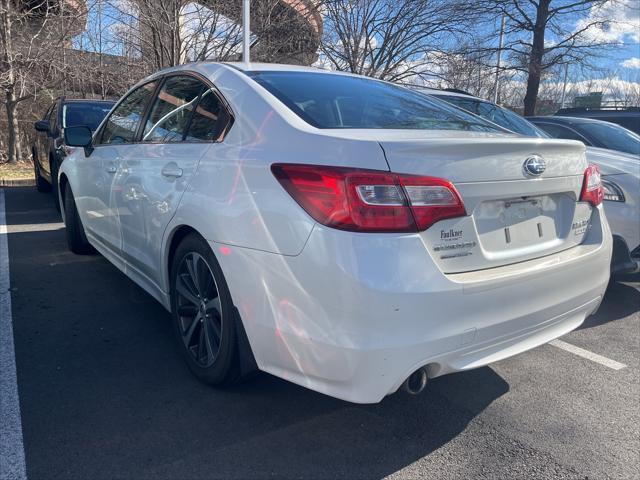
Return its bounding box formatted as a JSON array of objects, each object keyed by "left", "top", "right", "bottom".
[
  {"left": 379, "top": 134, "right": 591, "bottom": 273},
  {"left": 113, "top": 73, "right": 231, "bottom": 287}
]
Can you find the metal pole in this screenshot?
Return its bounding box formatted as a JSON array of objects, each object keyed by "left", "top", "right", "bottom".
[
  {"left": 560, "top": 63, "right": 569, "bottom": 109},
  {"left": 242, "top": 0, "right": 250, "bottom": 63},
  {"left": 493, "top": 14, "right": 506, "bottom": 104}
]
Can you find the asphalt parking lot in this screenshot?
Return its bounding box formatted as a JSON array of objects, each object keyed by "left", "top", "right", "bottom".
[{"left": 1, "top": 186, "right": 639, "bottom": 480}]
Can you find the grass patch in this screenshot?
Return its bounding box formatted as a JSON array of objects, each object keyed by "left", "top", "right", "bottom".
[{"left": 0, "top": 161, "right": 33, "bottom": 180}]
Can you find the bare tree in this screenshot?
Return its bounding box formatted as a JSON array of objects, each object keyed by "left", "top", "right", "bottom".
[
  {"left": 319, "top": 0, "right": 481, "bottom": 82},
  {"left": 488, "top": 0, "right": 616, "bottom": 115},
  {"left": 1, "top": 1, "right": 78, "bottom": 163}
]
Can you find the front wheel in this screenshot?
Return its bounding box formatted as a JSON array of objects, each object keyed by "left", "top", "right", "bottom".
[
  {"left": 170, "top": 234, "right": 241, "bottom": 385},
  {"left": 63, "top": 182, "right": 92, "bottom": 254}
]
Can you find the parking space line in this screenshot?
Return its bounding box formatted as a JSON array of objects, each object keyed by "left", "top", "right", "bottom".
[
  {"left": 550, "top": 339, "right": 627, "bottom": 370},
  {"left": 0, "top": 189, "right": 28, "bottom": 480}
]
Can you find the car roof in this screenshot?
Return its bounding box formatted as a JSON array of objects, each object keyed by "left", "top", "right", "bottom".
[
  {"left": 528, "top": 116, "right": 615, "bottom": 126},
  {"left": 222, "top": 62, "right": 328, "bottom": 73}
]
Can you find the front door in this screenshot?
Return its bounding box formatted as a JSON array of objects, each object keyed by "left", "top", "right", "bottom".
[{"left": 75, "top": 80, "right": 159, "bottom": 256}]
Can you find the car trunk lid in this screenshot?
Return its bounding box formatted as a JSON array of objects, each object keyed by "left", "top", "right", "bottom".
[{"left": 378, "top": 134, "right": 592, "bottom": 273}]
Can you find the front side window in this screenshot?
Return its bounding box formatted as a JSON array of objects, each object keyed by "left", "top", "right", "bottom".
[
  {"left": 142, "top": 76, "right": 204, "bottom": 143},
  {"left": 100, "top": 81, "right": 158, "bottom": 144},
  {"left": 248, "top": 71, "right": 500, "bottom": 132}
]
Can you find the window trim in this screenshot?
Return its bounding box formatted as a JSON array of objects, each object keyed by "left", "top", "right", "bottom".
[{"left": 93, "top": 70, "right": 234, "bottom": 148}]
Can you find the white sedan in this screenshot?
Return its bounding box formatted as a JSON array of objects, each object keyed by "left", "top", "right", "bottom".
[{"left": 59, "top": 63, "right": 611, "bottom": 403}]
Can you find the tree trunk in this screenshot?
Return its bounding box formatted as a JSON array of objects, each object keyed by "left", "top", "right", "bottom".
[
  {"left": 1, "top": 1, "right": 22, "bottom": 163},
  {"left": 5, "top": 89, "right": 22, "bottom": 164},
  {"left": 523, "top": 0, "right": 550, "bottom": 116}
]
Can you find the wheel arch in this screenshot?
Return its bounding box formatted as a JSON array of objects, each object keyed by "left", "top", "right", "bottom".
[
  {"left": 163, "top": 223, "right": 259, "bottom": 378},
  {"left": 164, "top": 224, "right": 202, "bottom": 292},
  {"left": 58, "top": 172, "right": 69, "bottom": 207}
]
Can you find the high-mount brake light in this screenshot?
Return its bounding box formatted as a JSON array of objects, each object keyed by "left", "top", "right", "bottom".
[
  {"left": 580, "top": 164, "right": 604, "bottom": 207},
  {"left": 271, "top": 164, "right": 466, "bottom": 233}
]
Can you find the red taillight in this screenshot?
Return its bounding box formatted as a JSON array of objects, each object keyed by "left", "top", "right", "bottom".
[
  {"left": 580, "top": 164, "right": 604, "bottom": 207},
  {"left": 271, "top": 164, "right": 466, "bottom": 233}
]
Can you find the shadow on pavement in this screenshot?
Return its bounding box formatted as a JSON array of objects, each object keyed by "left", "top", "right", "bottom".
[
  {"left": 578, "top": 277, "right": 640, "bottom": 331},
  {"left": 5, "top": 187, "right": 508, "bottom": 479}
]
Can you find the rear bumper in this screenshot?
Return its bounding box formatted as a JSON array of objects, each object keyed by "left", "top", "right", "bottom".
[{"left": 216, "top": 208, "right": 612, "bottom": 404}]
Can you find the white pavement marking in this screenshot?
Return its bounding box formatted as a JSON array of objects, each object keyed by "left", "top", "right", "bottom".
[
  {"left": 0, "top": 189, "right": 28, "bottom": 480},
  {"left": 550, "top": 339, "right": 627, "bottom": 371}
]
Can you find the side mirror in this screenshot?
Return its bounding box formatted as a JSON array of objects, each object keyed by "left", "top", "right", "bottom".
[
  {"left": 34, "top": 120, "right": 50, "bottom": 132},
  {"left": 64, "top": 125, "right": 94, "bottom": 156}
]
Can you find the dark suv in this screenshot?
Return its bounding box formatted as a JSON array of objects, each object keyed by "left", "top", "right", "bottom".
[
  {"left": 33, "top": 98, "right": 115, "bottom": 209},
  {"left": 554, "top": 107, "right": 640, "bottom": 135}
]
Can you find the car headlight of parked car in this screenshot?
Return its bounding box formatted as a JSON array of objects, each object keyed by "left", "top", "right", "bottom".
[{"left": 602, "top": 178, "right": 625, "bottom": 202}]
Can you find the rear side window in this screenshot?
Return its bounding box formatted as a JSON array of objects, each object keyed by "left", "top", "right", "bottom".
[
  {"left": 142, "top": 76, "right": 204, "bottom": 143},
  {"left": 534, "top": 123, "right": 586, "bottom": 142},
  {"left": 185, "top": 88, "right": 227, "bottom": 142},
  {"left": 438, "top": 95, "right": 545, "bottom": 138},
  {"left": 248, "top": 71, "right": 499, "bottom": 132},
  {"left": 100, "top": 81, "right": 158, "bottom": 144}
]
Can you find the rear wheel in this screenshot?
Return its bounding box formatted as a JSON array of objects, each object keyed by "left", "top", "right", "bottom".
[
  {"left": 63, "top": 182, "right": 92, "bottom": 254},
  {"left": 170, "top": 234, "right": 240, "bottom": 385},
  {"left": 33, "top": 152, "right": 50, "bottom": 193}
]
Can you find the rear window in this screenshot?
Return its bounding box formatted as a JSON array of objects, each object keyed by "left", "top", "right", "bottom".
[
  {"left": 247, "top": 71, "right": 500, "bottom": 132},
  {"left": 63, "top": 102, "right": 114, "bottom": 131}
]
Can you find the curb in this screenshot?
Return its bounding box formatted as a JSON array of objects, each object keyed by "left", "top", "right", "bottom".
[{"left": 0, "top": 178, "right": 35, "bottom": 187}]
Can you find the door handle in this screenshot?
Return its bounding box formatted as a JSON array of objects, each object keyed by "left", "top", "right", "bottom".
[
  {"left": 161, "top": 163, "right": 183, "bottom": 178},
  {"left": 105, "top": 162, "right": 117, "bottom": 174}
]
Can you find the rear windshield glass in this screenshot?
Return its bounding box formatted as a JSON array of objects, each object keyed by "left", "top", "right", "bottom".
[
  {"left": 63, "top": 102, "right": 115, "bottom": 130},
  {"left": 247, "top": 71, "right": 501, "bottom": 132}
]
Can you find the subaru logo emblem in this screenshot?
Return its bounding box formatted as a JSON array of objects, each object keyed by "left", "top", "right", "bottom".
[{"left": 523, "top": 155, "right": 546, "bottom": 176}]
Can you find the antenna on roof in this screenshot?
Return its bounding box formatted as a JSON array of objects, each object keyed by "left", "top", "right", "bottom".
[{"left": 242, "top": 0, "right": 250, "bottom": 63}]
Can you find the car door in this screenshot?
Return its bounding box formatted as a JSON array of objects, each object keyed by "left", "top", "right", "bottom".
[
  {"left": 73, "top": 80, "right": 159, "bottom": 257},
  {"left": 35, "top": 103, "right": 53, "bottom": 171},
  {"left": 41, "top": 101, "right": 59, "bottom": 181},
  {"left": 113, "top": 74, "right": 231, "bottom": 288}
]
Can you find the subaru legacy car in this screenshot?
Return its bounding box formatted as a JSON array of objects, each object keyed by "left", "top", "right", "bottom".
[
  {"left": 59, "top": 63, "right": 611, "bottom": 403},
  {"left": 33, "top": 97, "right": 115, "bottom": 209},
  {"left": 416, "top": 88, "right": 638, "bottom": 274}
]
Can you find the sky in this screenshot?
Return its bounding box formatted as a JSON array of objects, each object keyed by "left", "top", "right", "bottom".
[
  {"left": 573, "top": 0, "right": 640, "bottom": 73},
  {"left": 72, "top": 0, "right": 640, "bottom": 78}
]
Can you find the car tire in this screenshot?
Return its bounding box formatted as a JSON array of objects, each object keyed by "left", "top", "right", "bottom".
[
  {"left": 63, "top": 182, "right": 92, "bottom": 254},
  {"left": 33, "top": 152, "right": 50, "bottom": 193},
  {"left": 170, "top": 233, "right": 241, "bottom": 385},
  {"left": 50, "top": 155, "right": 61, "bottom": 212}
]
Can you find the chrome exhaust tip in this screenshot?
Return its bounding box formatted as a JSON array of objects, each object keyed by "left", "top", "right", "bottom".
[{"left": 402, "top": 367, "right": 428, "bottom": 395}]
